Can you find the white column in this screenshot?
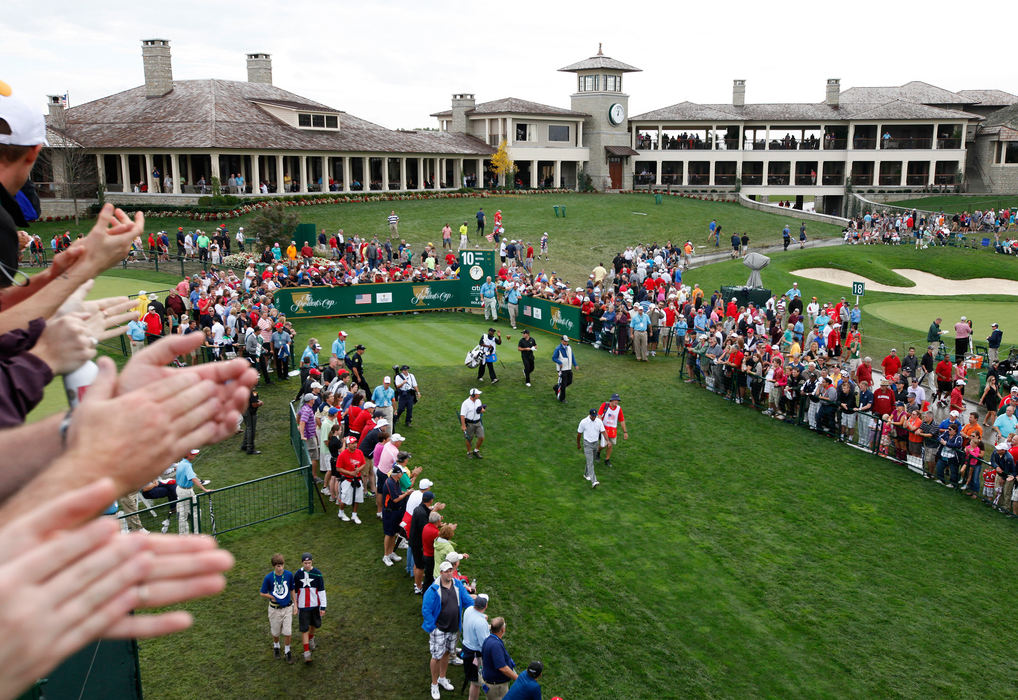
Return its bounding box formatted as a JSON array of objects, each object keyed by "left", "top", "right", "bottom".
[
  {"left": 484, "top": 119, "right": 490, "bottom": 146},
  {"left": 321, "top": 155, "right": 329, "bottom": 191},
  {"left": 342, "top": 157, "right": 352, "bottom": 192},
  {"left": 210, "top": 152, "right": 221, "bottom": 184},
  {"left": 847, "top": 124, "right": 855, "bottom": 150},
  {"left": 455, "top": 158, "right": 463, "bottom": 188},
  {"left": 931, "top": 122, "right": 938, "bottom": 151},
  {"left": 554, "top": 160, "right": 562, "bottom": 188},
  {"left": 655, "top": 160, "right": 662, "bottom": 186},
  {"left": 682, "top": 161, "right": 689, "bottom": 186},
  {"left": 928, "top": 160, "right": 936, "bottom": 186},
  {"left": 120, "top": 154, "right": 130, "bottom": 190},
  {"left": 95, "top": 154, "right": 106, "bottom": 190},
  {"left": 900, "top": 163, "right": 907, "bottom": 187},
  {"left": 382, "top": 158, "right": 390, "bottom": 190},
  {"left": 876, "top": 124, "right": 883, "bottom": 149},
  {"left": 144, "top": 153, "right": 155, "bottom": 193},
  {"left": 363, "top": 157, "right": 370, "bottom": 190},
  {"left": 251, "top": 155, "right": 261, "bottom": 195},
  {"left": 275, "top": 155, "right": 284, "bottom": 193},
  {"left": 476, "top": 158, "right": 483, "bottom": 187},
  {"left": 709, "top": 160, "right": 716, "bottom": 186},
  {"left": 657, "top": 126, "right": 662, "bottom": 150},
  {"left": 171, "top": 155, "right": 181, "bottom": 194},
  {"left": 530, "top": 160, "right": 538, "bottom": 188},
  {"left": 577, "top": 121, "right": 583, "bottom": 147},
  {"left": 416, "top": 157, "right": 423, "bottom": 190},
  {"left": 299, "top": 155, "right": 308, "bottom": 193}
]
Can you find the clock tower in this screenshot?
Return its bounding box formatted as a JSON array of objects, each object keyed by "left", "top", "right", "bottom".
[{"left": 559, "top": 45, "right": 640, "bottom": 191}]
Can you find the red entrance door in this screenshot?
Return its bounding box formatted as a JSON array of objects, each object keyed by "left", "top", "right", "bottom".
[{"left": 609, "top": 157, "right": 623, "bottom": 189}]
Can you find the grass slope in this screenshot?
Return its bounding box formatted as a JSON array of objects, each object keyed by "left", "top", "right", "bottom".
[
  {"left": 138, "top": 313, "right": 1018, "bottom": 699},
  {"left": 886, "top": 194, "right": 1018, "bottom": 212},
  {"left": 29, "top": 193, "right": 842, "bottom": 286}
]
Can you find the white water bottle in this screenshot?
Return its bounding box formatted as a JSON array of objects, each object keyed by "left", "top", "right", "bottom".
[{"left": 63, "top": 360, "right": 99, "bottom": 408}]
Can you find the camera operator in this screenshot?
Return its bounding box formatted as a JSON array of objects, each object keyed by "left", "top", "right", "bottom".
[
  {"left": 459, "top": 388, "right": 487, "bottom": 459},
  {"left": 394, "top": 364, "right": 421, "bottom": 427}
]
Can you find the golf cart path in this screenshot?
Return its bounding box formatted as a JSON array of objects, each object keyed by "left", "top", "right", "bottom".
[{"left": 789, "top": 268, "right": 1018, "bottom": 296}]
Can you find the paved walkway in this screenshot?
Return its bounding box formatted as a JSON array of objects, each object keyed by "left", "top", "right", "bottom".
[{"left": 687, "top": 237, "right": 842, "bottom": 270}]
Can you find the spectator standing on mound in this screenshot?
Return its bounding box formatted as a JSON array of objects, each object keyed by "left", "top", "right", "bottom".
[
  {"left": 987, "top": 323, "right": 1003, "bottom": 364},
  {"left": 293, "top": 553, "right": 326, "bottom": 664},
  {"left": 259, "top": 553, "right": 295, "bottom": 664}
]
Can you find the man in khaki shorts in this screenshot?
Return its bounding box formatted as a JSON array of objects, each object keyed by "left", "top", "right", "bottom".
[
  {"left": 259, "top": 553, "right": 295, "bottom": 663},
  {"left": 459, "top": 388, "right": 486, "bottom": 458}
]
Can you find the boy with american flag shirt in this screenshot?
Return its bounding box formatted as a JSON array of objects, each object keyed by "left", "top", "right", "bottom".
[
  {"left": 293, "top": 553, "right": 327, "bottom": 664},
  {"left": 597, "top": 393, "right": 629, "bottom": 467}
]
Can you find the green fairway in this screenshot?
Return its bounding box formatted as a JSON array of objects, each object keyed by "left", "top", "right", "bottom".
[
  {"left": 883, "top": 194, "right": 1018, "bottom": 212},
  {"left": 866, "top": 300, "right": 1016, "bottom": 339},
  {"left": 28, "top": 193, "right": 844, "bottom": 287},
  {"left": 136, "top": 312, "right": 1018, "bottom": 700}
]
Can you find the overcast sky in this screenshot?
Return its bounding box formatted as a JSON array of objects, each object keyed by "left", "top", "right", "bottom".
[{"left": 3, "top": 0, "right": 1015, "bottom": 129}]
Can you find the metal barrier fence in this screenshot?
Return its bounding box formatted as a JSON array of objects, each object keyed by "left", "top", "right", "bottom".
[
  {"left": 117, "top": 410, "right": 315, "bottom": 537},
  {"left": 677, "top": 345, "right": 1015, "bottom": 515}
]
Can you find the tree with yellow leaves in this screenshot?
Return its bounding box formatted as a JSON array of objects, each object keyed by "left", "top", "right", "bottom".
[{"left": 488, "top": 139, "right": 516, "bottom": 188}]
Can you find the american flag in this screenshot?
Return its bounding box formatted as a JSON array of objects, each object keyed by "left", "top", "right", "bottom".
[{"left": 354, "top": 293, "right": 371, "bottom": 304}]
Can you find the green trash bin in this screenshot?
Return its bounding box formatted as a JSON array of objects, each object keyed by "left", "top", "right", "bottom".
[
  {"left": 654, "top": 193, "right": 663, "bottom": 205},
  {"left": 553, "top": 205, "right": 560, "bottom": 217},
  {"left": 256, "top": 262, "right": 268, "bottom": 276},
  {"left": 560, "top": 205, "right": 566, "bottom": 218}
]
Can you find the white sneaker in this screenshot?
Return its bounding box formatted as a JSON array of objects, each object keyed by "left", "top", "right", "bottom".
[
  {"left": 437, "top": 677, "right": 455, "bottom": 690},
  {"left": 160, "top": 519, "right": 170, "bottom": 534},
  {"left": 584, "top": 474, "right": 592, "bottom": 481},
  {"left": 449, "top": 656, "right": 464, "bottom": 666},
  {"left": 351, "top": 513, "right": 361, "bottom": 524},
  {"left": 388, "top": 552, "right": 402, "bottom": 562},
  {"left": 338, "top": 510, "right": 350, "bottom": 521},
  {"left": 431, "top": 684, "right": 440, "bottom": 700},
  {"left": 525, "top": 382, "right": 531, "bottom": 387},
  {"left": 398, "top": 540, "right": 409, "bottom": 549},
  {"left": 591, "top": 480, "right": 600, "bottom": 488},
  {"left": 320, "top": 486, "right": 330, "bottom": 494},
  {"left": 382, "top": 554, "right": 393, "bottom": 567},
  {"left": 376, "top": 512, "right": 382, "bottom": 519}
]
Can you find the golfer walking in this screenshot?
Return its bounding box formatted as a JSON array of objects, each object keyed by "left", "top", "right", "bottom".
[
  {"left": 552, "top": 335, "right": 577, "bottom": 403},
  {"left": 460, "top": 388, "right": 486, "bottom": 458},
  {"left": 577, "top": 408, "right": 606, "bottom": 489}
]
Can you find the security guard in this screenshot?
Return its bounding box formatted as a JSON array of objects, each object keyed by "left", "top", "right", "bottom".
[{"left": 393, "top": 365, "right": 421, "bottom": 427}]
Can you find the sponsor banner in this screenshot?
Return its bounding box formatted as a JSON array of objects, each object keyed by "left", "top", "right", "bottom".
[
  {"left": 275, "top": 280, "right": 462, "bottom": 318},
  {"left": 499, "top": 294, "right": 581, "bottom": 340}
]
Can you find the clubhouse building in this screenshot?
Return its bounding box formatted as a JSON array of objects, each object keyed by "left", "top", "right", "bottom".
[{"left": 38, "top": 40, "right": 1018, "bottom": 216}]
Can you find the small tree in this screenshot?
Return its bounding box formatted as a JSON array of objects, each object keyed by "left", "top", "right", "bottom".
[
  {"left": 250, "top": 205, "right": 300, "bottom": 249},
  {"left": 488, "top": 139, "right": 515, "bottom": 188}
]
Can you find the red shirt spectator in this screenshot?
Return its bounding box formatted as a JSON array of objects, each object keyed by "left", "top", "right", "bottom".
[
  {"left": 856, "top": 361, "right": 873, "bottom": 386},
  {"left": 422, "top": 521, "right": 439, "bottom": 557},
  {"left": 881, "top": 351, "right": 901, "bottom": 378},
  {"left": 726, "top": 301, "right": 738, "bottom": 318},
  {"left": 935, "top": 358, "right": 953, "bottom": 382},
  {"left": 872, "top": 383, "right": 896, "bottom": 416}
]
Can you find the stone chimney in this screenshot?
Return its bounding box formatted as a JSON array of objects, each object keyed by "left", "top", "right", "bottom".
[
  {"left": 732, "top": 79, "right": 746, "bottom": 108},
  {"left": 826, "top": 78, "right": 840, "bottom": 108},
  {"left": 247, "top": 53, "right": 272, "bottom": 85},
  {"left": 450, "top": 93, "right": 475, "bottom": 133},
  {"left": 46, "top": 95, "right": 66, "bottom": 130},
  {"left": 142, "top": 39, "right": 173, "bottom": 98}
]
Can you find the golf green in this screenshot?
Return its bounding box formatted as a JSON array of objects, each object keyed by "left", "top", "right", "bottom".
[{"left": 865, "top": 299, "right": 1015, "bottom": 341}]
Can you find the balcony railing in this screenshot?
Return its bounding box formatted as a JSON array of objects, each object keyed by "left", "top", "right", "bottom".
[
  {"left": 767, "top": 174, "right": 790, "bottom": 185},
  {"left": 742, "top": 174, "right": 763, "bottom": 185},
  {"left": 878, "top": 174, "right": 902, "bottom": 186},
  {"left": 821, "top": 173, "right": 844, "bottom": 185},
  {"left": 905, "top": 174, "right": 929, "bottom": 186}
]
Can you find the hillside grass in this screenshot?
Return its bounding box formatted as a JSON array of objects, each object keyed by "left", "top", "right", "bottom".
[{"left": 135, "top": 312, "right": 1018, "bottom": 700}]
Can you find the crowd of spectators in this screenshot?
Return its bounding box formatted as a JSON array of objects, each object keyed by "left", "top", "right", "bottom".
[{"left": 840, "top": 207, "right": 1016, "bottom": 248}]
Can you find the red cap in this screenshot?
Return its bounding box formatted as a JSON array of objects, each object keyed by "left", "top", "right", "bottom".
[{"left": 309, "top": 368, "right": 322, "bottom": 376}]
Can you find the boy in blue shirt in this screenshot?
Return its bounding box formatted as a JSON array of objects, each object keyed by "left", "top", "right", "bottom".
[{"left": 259, "top": 553, "right": 295, "bottom": 663}]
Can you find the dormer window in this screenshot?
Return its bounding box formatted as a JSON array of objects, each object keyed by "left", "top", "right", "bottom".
[{"left": 298, "top": 113, "right": 339, "bottom": 129}]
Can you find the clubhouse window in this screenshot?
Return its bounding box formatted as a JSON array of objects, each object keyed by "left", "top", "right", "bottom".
[{"left": 548, "top": 125, "right": 570, "bottom": 142}]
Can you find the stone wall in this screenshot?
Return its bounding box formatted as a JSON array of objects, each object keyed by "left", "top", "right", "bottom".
[{"left": 738, "top": 194, "right": 849, "bottom": 226}]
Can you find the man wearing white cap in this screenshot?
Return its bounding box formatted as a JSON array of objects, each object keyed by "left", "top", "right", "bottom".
[
  {"left": 460, "top": 388, "right": 486, "bottom": 458},
  {"left": 577, "top": 408, "right": 606, "bottom": 489},
  {"left": 372, "top": 375, "right": 395, "bottom": 426},
  {"left": 174, "top": 449, "right": 210, "bottom": 534},
  {"left": 552, "top": 335, "right": 578, "bottom": 402}
]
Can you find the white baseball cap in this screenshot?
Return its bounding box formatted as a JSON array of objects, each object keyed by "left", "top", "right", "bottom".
[
  {"left": 0, "top": 82, "right": 48, "bottom": 146},
  {"left": 419, "top": 478, "right": 434, "bottom": 490}
]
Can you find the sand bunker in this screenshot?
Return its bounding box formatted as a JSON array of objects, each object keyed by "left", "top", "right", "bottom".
[{"left": 789, "top": 268, "right": 1018, "bottom": 296}]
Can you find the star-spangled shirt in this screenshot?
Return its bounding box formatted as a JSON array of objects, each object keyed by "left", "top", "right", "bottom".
[{"left": 292, "top": 567, "right": 326, "bottom": 609}]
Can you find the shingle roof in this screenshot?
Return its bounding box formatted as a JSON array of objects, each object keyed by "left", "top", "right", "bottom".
[
  {"left": 631, "top": 99, "right": 982, "bottom": 122},
  {"left": 431, "top": 97, "right": 588, "bottom": 119},
  {"left": 44, "top": 125, "right": 84, "bottom": 149},
  {"left": 956, "top": 89, "right": 1018, "bottom": 107},
  {"left": 840, "top": 81, "right": 969, "bottom": 105},
  {"left": 558, "top": 54, "right": 641, "bottom": 73},
  {"left": 57, "top": 79, "right": 493, "bottom": 155},
  {"left": 981, "top": 102, "right": 1018, "bottom": 129}
]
